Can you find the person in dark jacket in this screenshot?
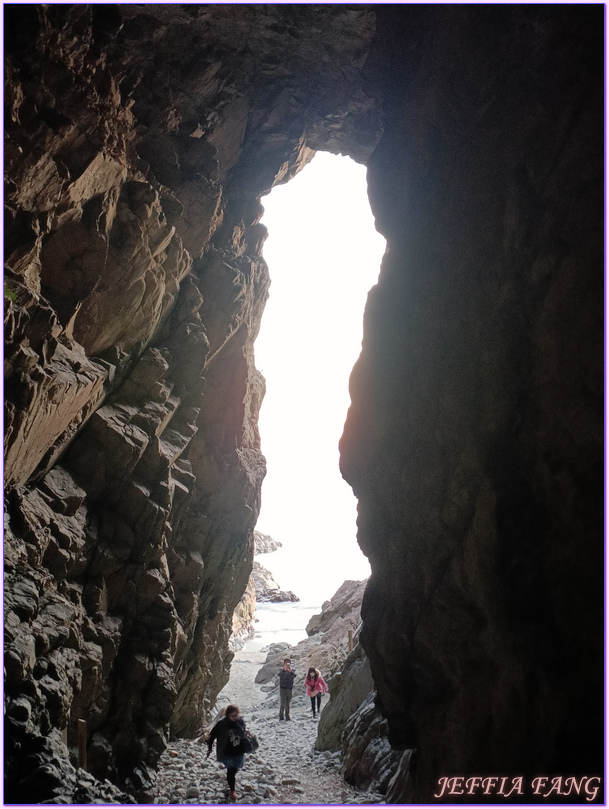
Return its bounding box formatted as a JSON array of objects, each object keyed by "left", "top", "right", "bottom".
[
  {"left": 278, "top": 658, "right": 297, "bottom": 720},
  {"left": 206, "top": 704, "right": 247, "bottom": 801}
]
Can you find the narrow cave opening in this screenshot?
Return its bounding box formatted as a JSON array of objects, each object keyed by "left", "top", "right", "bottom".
[{"left": 254, "top": 151, "right": 386, "bottom": 610}]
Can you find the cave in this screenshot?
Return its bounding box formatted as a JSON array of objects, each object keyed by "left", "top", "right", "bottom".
[{"left": 4, "top": 4, "right": 604, "bottom": 805}]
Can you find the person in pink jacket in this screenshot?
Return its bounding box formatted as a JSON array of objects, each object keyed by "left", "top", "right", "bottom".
[{"left": 305, "top": 666, "right": 328, "bottom": 718}]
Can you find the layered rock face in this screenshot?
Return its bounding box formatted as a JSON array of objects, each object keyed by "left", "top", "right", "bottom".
[
  {"left": 251, "top": 531, "right": 298, "bottom": 602},
  {"left": 316, "top": 632, "right": 374, "bottom": 754},
  {"left": 230, "top": 532, "right": 297, "bottom": 651},
  {"left": 4, "top": 4, "right": 603, "bottom": 804},
  {"left": 4, "top": 5, "right": 378, "bottom": 802}
]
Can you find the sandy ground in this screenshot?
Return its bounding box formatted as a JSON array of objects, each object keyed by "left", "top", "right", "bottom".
[{"left": 217, "top": 641, "right": 269, "bottom": 713}]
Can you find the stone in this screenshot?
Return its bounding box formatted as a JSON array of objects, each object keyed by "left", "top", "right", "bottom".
[
  {"left": 254, "top": 580, "right": 366, "bottom": 698},
  {"left": 3, "top": 4, "right": 603, "bottom": 804},
  {"left": 230, "top": 533, "right": 298, "bottom": 651},
  {"left": 253, "top": 530, "right": 282, "bottom": 555},
  {"left": 316, "top": 640, "right": 374, "bottom": 753},
  {"left": 305, "top": 579, "right": 366, "bottom": 638}
]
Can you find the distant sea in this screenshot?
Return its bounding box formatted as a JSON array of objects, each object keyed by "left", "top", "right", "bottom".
[
  {"left": 248, "top": 600, "right": 322, "bottom": 652},
  {"left": 219, "top": 600, "right": 322, "bottom": 711}
]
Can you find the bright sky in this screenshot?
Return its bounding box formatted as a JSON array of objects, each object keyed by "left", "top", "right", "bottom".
[{"left": 254, "top": 151, "right": 386, "bottom": 607}]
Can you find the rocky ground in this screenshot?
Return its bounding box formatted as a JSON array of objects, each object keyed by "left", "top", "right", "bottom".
[
  {"left": 153, "top": 694, "right": 384, "bottom": 805},
  {"left": 154, "top": 613, "right": 384, "bottom": 806}
]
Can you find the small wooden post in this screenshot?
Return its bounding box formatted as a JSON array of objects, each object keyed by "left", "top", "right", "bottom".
[
  {"left": 78, "top": 719, "right": 87, "bottom": 771},
  {"left": 348, "top": 629, "right": 353, "bottom": 651}
]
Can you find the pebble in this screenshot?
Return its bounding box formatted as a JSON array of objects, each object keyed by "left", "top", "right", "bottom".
[{"left": 153, "top": 693, "right": 386, "bottom": 804}]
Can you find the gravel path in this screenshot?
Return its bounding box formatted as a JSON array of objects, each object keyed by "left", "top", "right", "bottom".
[
  {"left": 154, "top": 646, "right": 385, "bottom": 805},
  {"left": 154, "top": 698, "right": 384, "bottom": 805}
]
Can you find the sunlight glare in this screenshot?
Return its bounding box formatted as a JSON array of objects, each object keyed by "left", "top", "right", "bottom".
[{"left": 255, "top": 152, "right": 386, "bottom": 606}]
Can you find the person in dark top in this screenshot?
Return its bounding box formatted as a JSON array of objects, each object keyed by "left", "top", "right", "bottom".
[
  {"left": 206, "top": 704, "right": 247, "bottom": 801},
  {"left": 278, "top": 658, "right": 297, "bottom": 721}
]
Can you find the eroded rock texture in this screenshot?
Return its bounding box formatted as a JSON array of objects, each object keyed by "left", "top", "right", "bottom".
[
  {"left": 4, "top": 4, "right": 379, "bottom": 802},
  {"left": 4, "top": 3, "right": 603, "bottom": 804},
  {"left": 316, "top": 632, "right": 374, "bottom": 754},
  {"left": 230, "top": 531, "right": 294, "bottom": 651},
  {"left": 340, "top": 5, "right": 605, "bottom": 803}
]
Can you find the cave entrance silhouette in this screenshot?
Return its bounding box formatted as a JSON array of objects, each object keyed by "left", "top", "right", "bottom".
[{"left": 253, "top": 151, "right": 386, "bottom": 609}]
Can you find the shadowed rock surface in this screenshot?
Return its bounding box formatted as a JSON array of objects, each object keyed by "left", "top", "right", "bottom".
[
  {"left": 4, "top": 4, "right": 603, "bottom": 804},
  {"left": 339, "top": 6, "right": 604, "bottom": 802},
  {"left": 316, "top": 634, "right": 373, "bottom": 755},
  {"left": 230, "top": 532, "right": 296, "bottom": 651}
]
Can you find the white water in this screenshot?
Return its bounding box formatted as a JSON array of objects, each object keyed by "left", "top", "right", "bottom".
[
  {"left": 218, "top": 601, "right": 321, "bottom": 712},
  {"left": 249, "top": 601, "right": 321, "bottom": 651}
]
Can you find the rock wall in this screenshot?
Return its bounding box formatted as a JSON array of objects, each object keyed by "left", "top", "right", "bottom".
[
  {"left": 231, "top": 535, "right": 298, "bottom": 653},
  {"left": 315, "top": 614, "right": 410, "bottom": 802},
  {"left": 316, "top": 633, "right": 374, "bottom": 754},
  {"left": 3, "top": 4, "right": 603, "bottom": 804},
  {"left": 340, "top": 4, "right": 604, "bottom": 802},
  {"left": 341, "top": 692, "right": 414, "bottom": 801},
  {"left": 4, "top": 5, "right": 379, "bottom": 802},
  {"left": 230, "top": 575, "right": 256, "bottom": 653}
]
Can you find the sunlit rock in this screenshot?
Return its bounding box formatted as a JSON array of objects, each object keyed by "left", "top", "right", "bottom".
[
  {"left": 256, "top": 579, "right": 365, "bottom": 695},
  {"left": 3, "top": 3, "right": 602, "bottom": 803},
  {"left": 253, "top": 529, "right": 282, "bottom": 555}
]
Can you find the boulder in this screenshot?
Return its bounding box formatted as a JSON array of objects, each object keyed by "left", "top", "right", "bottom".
[
  {"left": 315, "top": 638, "right": 374, "bottom": 752},
  {"left": 306, "top": 579, "right": 367, "bottom": 638},
  {"left": 253, "top": 530, "right": 282, "bottom": 555},
  {"left": 255, "top": 579, "right": 366, "bottom": 699},
  {"left": 253, "top": 561, "right": 299, "bottom": 603}
]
